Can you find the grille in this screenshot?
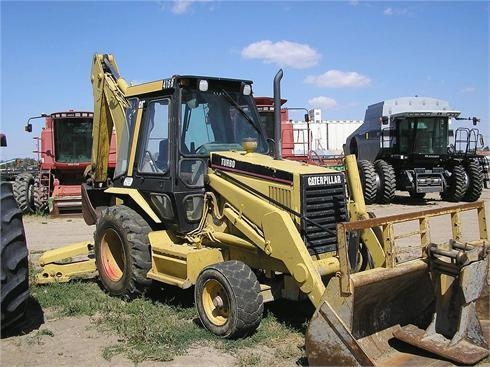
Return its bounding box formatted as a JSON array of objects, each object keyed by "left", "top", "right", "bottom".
[
  {"left": 269, "top": 186, "right": 291, "bottom": 209},
  {"left": 300, "top": 173, "right": 348, "bottom": 255}
]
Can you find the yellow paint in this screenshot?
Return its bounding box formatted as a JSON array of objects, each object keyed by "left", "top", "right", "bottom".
[{"left": 105, "top": 187, "right": 161, "bottom": 223}]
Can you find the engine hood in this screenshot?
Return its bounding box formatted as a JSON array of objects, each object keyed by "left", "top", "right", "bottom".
[{"left": 209, "top": 151, "right": 342, "bottom": 186}]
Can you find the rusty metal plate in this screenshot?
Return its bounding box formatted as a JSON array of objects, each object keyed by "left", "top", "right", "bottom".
[{"left": 394, "top": 324, "right": 489, "bottom": 365}]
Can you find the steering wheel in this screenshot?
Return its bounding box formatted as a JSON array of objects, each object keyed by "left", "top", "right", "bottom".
[{"left": 195, "top": 142, "right": 216, "bottom": 155}]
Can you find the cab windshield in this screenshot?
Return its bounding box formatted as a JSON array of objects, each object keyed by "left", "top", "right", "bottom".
[
  {"left": 180, "top": 87, "right": 267, "bottom": 156},
  {"left": 54, "top": 118, "right": 92, "bottom": 163},
  {"left": 396, "top": 117, "right": 449, "bottom": 155}
]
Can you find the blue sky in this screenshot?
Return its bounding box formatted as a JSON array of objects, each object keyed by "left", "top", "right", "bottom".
[{"left": 1, "top": 0, "right": 488, "bottom": 160}]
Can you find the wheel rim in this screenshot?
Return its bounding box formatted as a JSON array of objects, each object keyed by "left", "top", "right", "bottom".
[
  {"left": 202, "top": 279, "right": 230, "bottom": 326},
  {"left": 100, "top": 228, "right": 125, "bottom": 282}
]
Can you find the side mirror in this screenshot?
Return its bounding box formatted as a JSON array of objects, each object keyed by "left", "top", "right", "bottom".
[
  {"left": 473, "top": 117, "right": 480, "bottom": 126},
  {"left": 479, "top": 134, "right": 485, "bottom": 147},
  {"left": 380, "top": 116, "right": 389, "bottom": 125},
  {"left": 25, "top": 123, "right": 32, "bottom": 133},
  {"left": 0, "top": 134, "right": 6, "bottom": 147}
]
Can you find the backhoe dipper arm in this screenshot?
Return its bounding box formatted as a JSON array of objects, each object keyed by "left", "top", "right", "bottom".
[{"left": 90, "top": 53, "right": 130, "bottom": 184}]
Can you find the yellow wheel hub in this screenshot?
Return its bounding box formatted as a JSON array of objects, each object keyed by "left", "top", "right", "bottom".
[
  {"left": 100, "top": 228, "right": 125, "bottom": 282},
  {"left": 202, "top": 279, "right": 229, "bottom": 326}
]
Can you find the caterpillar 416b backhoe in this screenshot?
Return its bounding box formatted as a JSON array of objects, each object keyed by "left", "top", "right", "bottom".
[{"left": 36, "top": 54, "right": 489, "bottom": 366}]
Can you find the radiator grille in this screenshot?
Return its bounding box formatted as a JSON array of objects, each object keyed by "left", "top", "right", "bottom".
[{"left": 300, "top": 173, "right": 348, "bottom": 255}]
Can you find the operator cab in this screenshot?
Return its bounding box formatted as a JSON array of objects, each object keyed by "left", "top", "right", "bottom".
[
  {"left": 117, "top": 76, "right": 268, "bottom": 233},
  {"left": 394, "top": 116, "right": 449, "bottom": 155}
]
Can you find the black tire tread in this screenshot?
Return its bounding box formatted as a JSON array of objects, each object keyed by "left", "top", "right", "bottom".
[
  {"left": 33, "top": 178, "right": 49, "bottom": 214},
  {"left": 462, "top": 159, "right": 483, "bottom": 202},
  {"left": 12, "top": 172, "right": 35, "bottom": 214},
  {"left": 374, "top": 160, "right": 396, "bottom": 204},
  {"left": 95, "top": 205, "right": 152, "bottom": 299},
  {"left": 441, "top": 165, "right": 466, "bottom": 202},
  {"left": 1, "top": 182, "right": 29, "bottom": 333},
  {"left": 196, "top": 260, "right": 263, "bottom": 339},
  {"left": 357, "top": 160, "right": 377, "bottom": 204}
]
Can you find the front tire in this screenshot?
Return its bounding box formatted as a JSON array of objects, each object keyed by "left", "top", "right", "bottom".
[
  {"left": 440, "top": 165, "right": 466, "bottom": 202},
  {"left": 374, "top": 160, "right": 396, "bottom": 204},
  {"left": 462, "top": 159, "right": 483, "bottom": 202},
  {"left": 357, "top": 160, "right": 377, "bottom": 205},
  {"left": 1, "top": 182, "right": 29, "bottom": 334},
  {"left": 195, "top": 261, "right": 263, "bottom": 339},
  {"left": 94, "top": 205, "right": 152, "bottom": 299},
  {"left": 13, "top": 172, "right": 35, "bottom": 214}
]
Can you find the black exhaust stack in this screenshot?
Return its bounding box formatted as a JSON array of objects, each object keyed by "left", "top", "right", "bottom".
[{"left": 274, "top": 69, "right": 283, "bottom": 160}]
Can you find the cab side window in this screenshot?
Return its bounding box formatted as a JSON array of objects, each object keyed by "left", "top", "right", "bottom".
[{"left": 139, "top": 99, "right": 169, "bottom": 173}]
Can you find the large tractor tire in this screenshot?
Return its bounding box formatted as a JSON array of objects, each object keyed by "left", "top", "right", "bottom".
[
  {"left": 195, "top": 260, "right": 263, "bottom": 339},
  {"left": 374, "top": 160, "right": 396, "bottom": 204},
  {"left": 1, "top": 182, "right": 29, "bottom": 335},
  {"left": 13, "top": 172, "right": 35, "bottom": 214},
  {"left": 440, "top": 165, "right": 466, "bottom": 202},
  {"left": 33, "top": 179, "right": 49, "bottom": 214},
  {"left": 94, "top": 205, "right": 152, "bottom": 299},
  {"left": 462, "top": 159, "right": 483, "bottom": 202},
  {"left": 357, "top": 160, "right": 377, "bottom": 205}
]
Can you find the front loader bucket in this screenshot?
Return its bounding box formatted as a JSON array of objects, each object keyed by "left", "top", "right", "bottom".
[
  {"left": 306, "top": 201, "right": 489, "bottom": 366},
  {"left": 306, "top": 260, "right": 436, "bottom": 366}
]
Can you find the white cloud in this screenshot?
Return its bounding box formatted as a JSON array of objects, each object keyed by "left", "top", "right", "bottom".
[
  {"left": 308, "top": 96, "right": 338, "bottom": 110},
  {"left": 461, "top": 87, "right": 476, "bottom": 93},
  {"left": 241, "top": 40, "right": 321, "bottom": 69},
  {"left": 172, "top": 0, "right": 194, "bottom": 14},
  {"left": 305, "top": 70, "right": 371, "bottom": 88},
  {"left": 383, "top": 7, "right": 408, "bottom": 16}
]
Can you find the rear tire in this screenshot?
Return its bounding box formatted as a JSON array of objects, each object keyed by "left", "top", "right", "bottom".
[
  {"left": 462, "top": 159, "right": 483, "bottom": 202},
  {"left": 195, "top": 260, "right": 263, "bottom": 339},
  {"left": 1, "top": 182, "right": 29, "bottom": 334},
  {"left": 440, "top": 165, "right": 466, "bottom": 202},
  {"left": 94, "top": 205, "right": 152, "bottom": 299},
  {"left": 13, "top": 172, "right": 35, "bottom": 214},
  {"left": 374, "top": 160, "right": 396, "bottom": 204},
  {"left": 357, "top": 160, "right": 377, "bottom": 205}
]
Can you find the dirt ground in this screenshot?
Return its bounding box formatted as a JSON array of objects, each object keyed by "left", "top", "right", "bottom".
[{"left": 2, "top": 189, "right": 490, "bottom": 366}]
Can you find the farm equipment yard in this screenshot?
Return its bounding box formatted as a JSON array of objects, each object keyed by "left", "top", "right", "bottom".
[{"left": 2, "top": 189, "right": 489, "bottom": 367}]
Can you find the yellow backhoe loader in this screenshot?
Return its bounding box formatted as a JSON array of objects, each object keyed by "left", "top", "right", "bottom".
[{"left": 36, "top": 53, "right": 489, "bottom": 366}]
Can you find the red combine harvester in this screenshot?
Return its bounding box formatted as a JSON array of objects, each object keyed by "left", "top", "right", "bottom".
[
  {"left": 14, "top": 111, "right": 116, "bottom": 216},
  {"left": 254, "top": 97, "right": 343, "bottom": 168}
]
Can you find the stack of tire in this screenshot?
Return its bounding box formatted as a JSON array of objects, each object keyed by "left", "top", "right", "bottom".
[
  {"left": 357, "top": 158, "right": 483, "bottom": 204},
  {"left": 1, "top": 181, "right": 29, "bottom": 335}
]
